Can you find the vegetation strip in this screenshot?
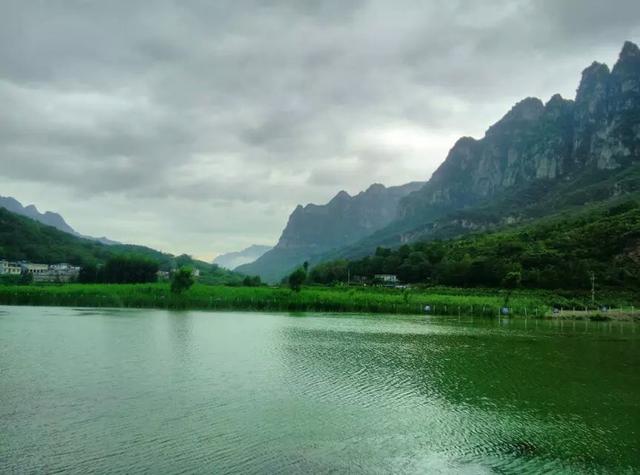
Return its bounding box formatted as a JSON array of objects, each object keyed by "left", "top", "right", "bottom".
[{"left": 1, "top": 284, "right": 638, "bottom": 320}]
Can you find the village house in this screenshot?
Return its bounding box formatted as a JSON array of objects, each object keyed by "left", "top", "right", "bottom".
[
  {"left": 22, "top": 262, "right": 49, "bottom": 276},
  {"left": 35, "top": 263, "right": 81, "bottom": 283},
  {"left": 156, "top": 268, "right": 200, "bottom": 281},
  {"left": 0, "top": 259, "right": 81, "bottom": 282},
  {"left": 374, "top": 274, "right": 399, "bottom": 285},
  {"left": 0, "top": 260, "right": 22, "bottom": 275}
]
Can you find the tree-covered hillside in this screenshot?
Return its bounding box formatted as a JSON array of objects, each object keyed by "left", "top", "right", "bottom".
[
  {"left": 309, "top": 198, "right": 640, "bottom": 291},
  {"left": 0, "top": 208, "right": 242, "bottom": 285}
]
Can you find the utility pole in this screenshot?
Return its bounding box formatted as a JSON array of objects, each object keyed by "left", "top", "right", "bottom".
[
  {"left": 347, "top": 268, "right": 351, "bottom": 286},
  {"left": 590, "top": 271, "right": 595, "bottom": 306}
]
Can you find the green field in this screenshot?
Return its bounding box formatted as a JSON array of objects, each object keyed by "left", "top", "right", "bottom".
[{"left": 1, "top": 283, "right": 638, "bottom": 318}]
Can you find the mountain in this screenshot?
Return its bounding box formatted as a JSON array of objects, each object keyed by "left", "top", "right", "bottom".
[
  {"left": 398, "top": 41, "right": 640, "bottom": 224},
  {"left": 0, "top": 207, "right": 242, "bottom": 285},
  {"left": 309, "top": 196, "right": 640, "bottom": 291},
  {"left": 243, "top": 41, "right": 640, "bottom": 282},
  {"left": 213, "top": 244, "right": 272, "bottom": 270},
  {"left": 236, "top": 182, "right": 424, "bottom": 282},
  {"left": 317, "top": 40, "right": 640, "bottom": 261},
  {"left": 0, "top": 196, "right": 119, "bottom": 245},
  {"left": 0, "top": 196, "right": 77, "bottom": 234}
]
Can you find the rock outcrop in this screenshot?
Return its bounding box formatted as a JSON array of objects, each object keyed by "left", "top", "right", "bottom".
[
  {"left": 236, "top": 182, "right": 423, "bottom": 281},
  {"left": 399, "top": 41, "right": 640, "bottom": 221}
]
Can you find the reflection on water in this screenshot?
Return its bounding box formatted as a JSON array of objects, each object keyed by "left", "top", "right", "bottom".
[{"left": 0, "top": 307, "right": 638, "bottom": 474}]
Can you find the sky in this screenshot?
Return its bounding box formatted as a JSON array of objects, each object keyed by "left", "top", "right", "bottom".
[{"left": 1, "top": 0, "right": 639, "bottom": 261}]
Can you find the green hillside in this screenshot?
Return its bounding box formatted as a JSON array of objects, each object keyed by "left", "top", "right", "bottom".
[
  {"left": 309, "top": 197, "right": 640, "bottom": 291},
  {"left": 0, "top": 207, "right": 242, "bottom": 285}
]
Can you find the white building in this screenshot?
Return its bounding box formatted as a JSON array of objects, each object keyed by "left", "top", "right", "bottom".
[
  {"left": 34, "top": 263, "right": 80, "bottom": 283},
  {"left": 374, "top": 274, "right": 399, "bottom": 284},
  {"left": 0, "top": 260, "right": 22, "bottom": 275},
  {"left": 22, "top": 262, "right": 49, "bottom": 275},
  {"left": 0, "top": 259, "right": 80, "bottom": 282}
]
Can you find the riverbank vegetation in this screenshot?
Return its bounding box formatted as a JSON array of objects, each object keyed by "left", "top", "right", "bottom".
[
  {"left": 0, "top": 283, "right": 638, "bottom": 319},
  {"left": 309, "top": 199, "right": 640, "bottom": 291}
]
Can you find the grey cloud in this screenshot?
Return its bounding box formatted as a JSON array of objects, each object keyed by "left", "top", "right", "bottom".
[{"left": 1, "top": 0, "right": 639, "bottom": 258}]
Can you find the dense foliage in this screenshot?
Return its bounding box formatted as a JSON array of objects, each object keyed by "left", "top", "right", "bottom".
[
  {"left": 171, "top": 267, "right": 195, "bottom": 294},
  {"left": 288, "top": 267, "right": 307, "bottom": 292},
  {"left": 78, "top": 256, "right": 159, "bottom": 284},
  {"left": 310, "top": 200, "right": 640, "bottom": 291},
  {"left": 1, "top": 283, "right": 636, "bottom": 316},
  {"left": 0, "top": 208, "right": 242, "bottom": 285},
  {"left": 242, "top": 275, "right": 262, "bottom": 287}
]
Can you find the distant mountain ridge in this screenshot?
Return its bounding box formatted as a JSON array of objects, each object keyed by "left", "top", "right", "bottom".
[
  {"left": 0, "top": 196, "right": 119, "bottom": 245},
  {"left": 213, "top": 244, "right": 272, "bottom": 270},
  {"left": 236, "top": 182, "right": 424, "bottom": 281},
  {"left": 239, "top": 41, "right": 640, "bottom": 282}
]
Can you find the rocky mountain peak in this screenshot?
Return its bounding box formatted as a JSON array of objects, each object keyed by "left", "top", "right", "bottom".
[
  {"left": 507, "top": 97, "right": 545, "bottom": 120},
  {"left": 619, "top": 40, "right": 640, "bottom": 60},
  {"left": 545, "top": 93, "right": 569, "bottom": 107},
  {"left": 365, "top": 183, "right": 386, "bottom": 193},
  {"left": 612, "top": 40, "right": 640, "bottom": 81},
  {"left": 237, "top": 181, "right": 424, "bottom": 281},
  {"left": 485, "top": 97, "right": 544, "bottom": 137},
  {"left": 543, "top": 94, "right": 574, "bottom": 120},
  {"left": 400, "top": 41, "right": 640, "bottom": 221},
  {"left": 329, "top": 190, "right": 351, "bottom": 205},
  {"left": 576, "top": 62, "right": 610, "bottom": 103}
]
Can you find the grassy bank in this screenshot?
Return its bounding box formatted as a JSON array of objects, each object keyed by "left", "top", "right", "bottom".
[{"left": 1, "top": 283, "right": 638, "bottom": 319}]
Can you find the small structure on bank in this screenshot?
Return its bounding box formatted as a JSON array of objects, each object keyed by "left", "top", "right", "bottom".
[
  {"left": 373, "top": 274, "right": 399, "bottom": 286},
  {"left": 0, "top": 259, "right": 80, "bottom": 282}
]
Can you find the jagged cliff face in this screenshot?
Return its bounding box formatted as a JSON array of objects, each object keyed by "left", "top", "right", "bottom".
[
  {"left": 236, "top": 181, "right": 423, "bottom": 281},
  {"left": 400, "top": 41, "right": 640, "bottom": 220},
  {"left": 277, "top": 182, "right": 423, "bottom": 251}
]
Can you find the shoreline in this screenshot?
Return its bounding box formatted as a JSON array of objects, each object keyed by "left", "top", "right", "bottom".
[{"left": 0, "top": 283, "right": 637, "bottom": 322}]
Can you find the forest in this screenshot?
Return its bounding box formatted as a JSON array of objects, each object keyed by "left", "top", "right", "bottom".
[{"left": 308, "top": 199, "right": 640, "bottom": 291}]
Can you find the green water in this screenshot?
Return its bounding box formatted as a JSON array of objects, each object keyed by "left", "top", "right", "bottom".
[{"left": 1, "top": 307, "right": 638, "bottom": 474}]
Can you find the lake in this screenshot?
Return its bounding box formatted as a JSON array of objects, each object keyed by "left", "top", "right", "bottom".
[{"left": 1, "top": 306, "right": 638, "bottom": 474}]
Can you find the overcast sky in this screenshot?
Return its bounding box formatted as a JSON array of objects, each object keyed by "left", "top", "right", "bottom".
[{"left": 1, "top": 0, "right": 639, "bottom": 260}]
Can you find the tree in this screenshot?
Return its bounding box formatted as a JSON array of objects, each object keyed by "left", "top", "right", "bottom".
[
  {"left": 288, "top": 267, "right": 306, "bottom": 292},
  {"left": 78, "top": 263, "right": 99, "bottom": 283},
  {"left": 502, "top": 271, "right": 522, "bottom": 289},
  {"left": 102, "top": 255, "right": 159, "bottom": 284},
  {"left": 501, "top": 271, "right": 522, "bottom": 306},
  {"left": 171, "top": 267, "right": 195, "bottom": 294},
  {"left": 242, "top": 275, "right": 262, "bottom": 287},
  {"left": 19, "top": 271, "right": 33, "bottom": 285}
]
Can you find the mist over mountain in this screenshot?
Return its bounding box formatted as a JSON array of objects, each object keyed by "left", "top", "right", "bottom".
[
  {"left": 213, "top": 245, "right": 272, "bottom": 270},
  {"left": 0, "top": 196, "right": 119, "bottom": 246},
  {"left": 240, "top": 41, "right": 640, "bottom": 282}
]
